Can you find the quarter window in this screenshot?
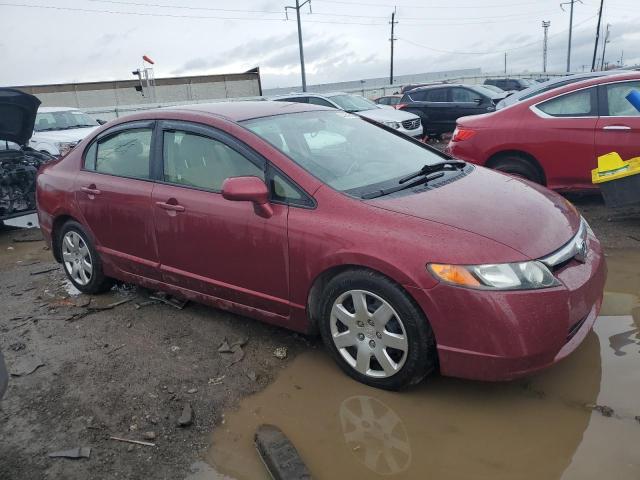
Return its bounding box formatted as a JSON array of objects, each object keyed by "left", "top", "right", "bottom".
[
  {"left": 163, "top": 130, "right": 263, "bottom": 191},
  {"left": 90, "top": 129, "right": 152, "bottom": 179},
  {"left": 605, "top": 81, "right": 640, "bottom": 117},
  {"left": 537, "top": 89, "right": 595, "bottom": 117}
]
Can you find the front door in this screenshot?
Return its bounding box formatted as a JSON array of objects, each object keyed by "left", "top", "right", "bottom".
[
  {"left": 151, "top": 121, "right": 290, "bottom": 316},
  {"left": 75, "top": 121, "right": 159, "bottom": 279},
  {"left": 595, "top": 80, "right": 640, "bottom": 163}
]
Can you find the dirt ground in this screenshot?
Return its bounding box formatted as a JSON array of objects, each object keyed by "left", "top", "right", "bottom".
[{"left": 0, "top": 194, "right": 639, "bottom": 480}]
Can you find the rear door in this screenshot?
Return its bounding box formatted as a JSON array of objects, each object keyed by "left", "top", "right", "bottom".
[
  {"left": 595, "top": 80, "right": 640, "bottom": 162},
  {"left": 531, "top": 87, "right": 598, "bottom": 188},
  {"left": 405, "top": 88, "right": 449, "bottom": 134},
  {"left": 76, "top": 121, "right": 159, "bottom": 279},
  {"left": 151, "top": 120, "right": 290, "bottom": 315},
  {"left": 449, "top": 87, "right": 490, "bottom": 124}
]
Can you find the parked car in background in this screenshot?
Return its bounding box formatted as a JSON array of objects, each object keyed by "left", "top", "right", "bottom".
[
  {"left": 272, "top": 92, "right": 423, "bottom": 139},
  {"left": 448, "top": 72, "right": 640, "bottom": 191},
  {"left": 496, "top": 70, "right": 632, "bottom": 110},
  {"left": 374, "top": 95, "right": 402, "bottom": 108},
  {"left": 0, "top": 88, "right": 54, "bottom": 222},
  {"left": 484, "top": 78, "right": 535, "bottom": 91},
  {"left": 31, "top": 107, "right": 103, "bottom": 157},
  {"left": 37, "top": 101, "right": 605, "bottom": 389},
  {"left": 399, "top": 82, "right": 446, "bottom": 94},
  {"left": 481, "top": 84, "right": 516, "bottom": 97},
  {"left": 398, "top": 84, "right": 506, "bottom": 136}
]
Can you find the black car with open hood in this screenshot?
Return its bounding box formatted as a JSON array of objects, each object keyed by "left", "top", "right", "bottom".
[{"left": 0, "top": 88, "right": 54, "bottom": 221}]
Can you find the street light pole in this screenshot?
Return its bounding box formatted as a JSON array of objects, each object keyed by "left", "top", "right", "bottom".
[
  {"left": 286, "top": 0, "right": 312, "bottom": 92},
  {"left": 542, "top": 21, "right": 551, "bottom": 73}
]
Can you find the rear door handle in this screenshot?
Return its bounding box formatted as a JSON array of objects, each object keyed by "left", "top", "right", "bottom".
[
  {"left": 602, "top": 125, "right": 631, "bottom": 131},
  {"left": 155, "top": 201, "right": 185, "bottom": 212},
  {"left": 81, "top": 185, "right": 101, "bottom": 195}
]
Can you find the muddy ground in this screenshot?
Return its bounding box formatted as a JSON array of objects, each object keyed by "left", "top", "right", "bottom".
[{"left": 0, "top": 195, "right": 639, "bottom": 480}]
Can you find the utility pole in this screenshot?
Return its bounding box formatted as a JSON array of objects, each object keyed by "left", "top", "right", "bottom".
[
  {"left": 561, "top": 0, "right": 581, "bottom": 72},
  {"left": 591, "top": 0, "right": 604, "bottom": 71},
  {"left": 285, "top": 0, "right": 312, "bottom": 92},
  {"left": 542, "top": 21, "right": 551, "bottom": 73},
  {"left": 600, "top": 23, "right": 610, "bottom": 71},
  {"left": 504, "top": 52, "right": 507, "bottom": 75},
  {"left": 389, "top": 7, "right": 398, "bottom": 85}
]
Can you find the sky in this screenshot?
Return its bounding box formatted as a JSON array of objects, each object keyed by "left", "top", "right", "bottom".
[{"left": 0, "top": 0, "right": 638, "bottom": 89}]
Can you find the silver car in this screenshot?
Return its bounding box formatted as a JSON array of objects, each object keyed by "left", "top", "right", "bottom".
[{"left": 272, "top": 92, "right": 423, "bottom": 139}]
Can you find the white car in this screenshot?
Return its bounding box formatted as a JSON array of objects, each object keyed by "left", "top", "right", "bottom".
[
  {"left": 272, "top": 92, "right": 424, "bottom": 139},
  {"left": 31, "top": 107, "right": 103, "bottom": 156}
]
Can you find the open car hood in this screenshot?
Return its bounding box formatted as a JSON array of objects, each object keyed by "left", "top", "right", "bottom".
[{"left": 0, "top": 88, "right": 40, "bottom": 146}]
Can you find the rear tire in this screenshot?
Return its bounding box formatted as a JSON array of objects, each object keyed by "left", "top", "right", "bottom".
[
  {"left": 318, "top": 269, "right": 436, "bottom": 390},
  {"left": 491, "top": 154, "right": 544, "bottom": 184},
  {"left": 58, "top": 221, "right": 113, "bottom": 294}
]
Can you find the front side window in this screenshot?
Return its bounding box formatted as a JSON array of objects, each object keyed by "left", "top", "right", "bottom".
[
  {"left": 90, "top": 129, "right": 152, "bottom": 179},
  {"left": 243, "top": 110, "right": 446, "bottom": 196},
  {"left": 163, "top": 130, "right": 263, "bottom": 191},
  {"left": 537, "top": 88, "right": 595, "bottom": 117},
  {"left": 605, "top": 81, "right": 640, "bottom": 117}
]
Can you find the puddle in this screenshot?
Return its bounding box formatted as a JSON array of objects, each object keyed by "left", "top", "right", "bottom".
[{"left": 198, "top": 249, "right": 640, "bottom": 480}]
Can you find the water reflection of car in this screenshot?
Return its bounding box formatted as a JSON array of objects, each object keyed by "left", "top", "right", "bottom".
[
  {"left": 37, "top": 101, "right": 605, "bottom": 390},
  {"left": 449, "top": 71, "right": 640, "bottom": 190},
  {"left": 31, "top": 107, "right": 103, "bottom": 157},
  {"left": 272, "top": 92, "right": 423, "bottom": 139}
]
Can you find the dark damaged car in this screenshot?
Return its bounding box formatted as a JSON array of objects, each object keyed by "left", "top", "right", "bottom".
[{"left": 0, "top": 88, "right": 54, "bottom": 223}]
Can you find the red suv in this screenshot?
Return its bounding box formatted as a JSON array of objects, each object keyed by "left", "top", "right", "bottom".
[
  {"left": 36, "top": 101, "right": 606, "bottom": 390},
  {"left": 448, "top": 72, "right": 640, "bottom": 190}
]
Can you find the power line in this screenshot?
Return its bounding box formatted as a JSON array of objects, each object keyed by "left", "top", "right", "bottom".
[{"left": 313, "top": 0, "right": 546, "bottom": 10}]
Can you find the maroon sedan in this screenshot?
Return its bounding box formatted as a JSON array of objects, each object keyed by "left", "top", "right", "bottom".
[
  {"left": 36, "top": 101, "right": 606, "bottom": 390},
  {"left": 448, "top": 72, "right": 640, "bottom": 191}
]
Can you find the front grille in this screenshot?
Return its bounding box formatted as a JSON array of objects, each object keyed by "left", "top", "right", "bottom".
[
  {"left": 402, "top": 119, "right": 421, "bottom": 130},
  {"left": 567, "top": 314, "right": 588, "bottom": 342}
]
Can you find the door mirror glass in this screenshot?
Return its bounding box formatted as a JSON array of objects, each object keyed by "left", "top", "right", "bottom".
[{"left": 222, "top": 176, "right": 272, "bottom": 217}]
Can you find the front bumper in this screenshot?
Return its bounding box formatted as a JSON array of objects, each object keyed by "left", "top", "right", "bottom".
[
  {"left": 399, "top": 125, "right": 423, "bottom": 139},
  {"left": 409, "top": 234, "right": 607, "bottom": 381}
]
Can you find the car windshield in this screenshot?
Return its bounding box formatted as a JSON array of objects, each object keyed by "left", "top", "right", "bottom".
[
  {"left": 243, "top": 110, "right": 445, "bottom": 197},
  {"left": 327, "top": 94, "right": 377, "bottom": 112},
  {"left": 34, "top": 111, "right": 98, "bottom": 131}
]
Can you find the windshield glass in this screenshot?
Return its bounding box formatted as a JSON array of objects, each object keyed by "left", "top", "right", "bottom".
[
  {"left": 34, "top": 111, "right": 98, "bottom": 131},
  {"left": 327, "top": 94, "right": 377, "bottom": 112},
  {"left": 243, "top": 110, "right": 445, "bottom": 196}
]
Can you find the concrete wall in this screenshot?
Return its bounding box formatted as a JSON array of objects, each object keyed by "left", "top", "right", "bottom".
[{"left": 13, "top": 72, "right": 262, "bottom": 109}]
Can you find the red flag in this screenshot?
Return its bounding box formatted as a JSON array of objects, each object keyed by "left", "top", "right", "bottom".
[{"left": 142, "top": 55, "right": 155, "bottom": 65}]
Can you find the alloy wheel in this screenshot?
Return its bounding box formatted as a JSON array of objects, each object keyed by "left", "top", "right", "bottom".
[
  {"left": 330, "top": 290, "right": 409, "bottom": 378},
  {"left": 61, "top": 231, "right": 93, "bottom": 286}
]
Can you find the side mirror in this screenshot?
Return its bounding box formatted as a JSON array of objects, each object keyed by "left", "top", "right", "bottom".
[
  {"left": 222, "top": 176, "right": 273, "bottom": 218},
  {"left": 97, "top": 119, "right": 107, "bottom": 125}
]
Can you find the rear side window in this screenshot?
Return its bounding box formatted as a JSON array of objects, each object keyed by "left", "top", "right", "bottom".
[
  {"left": 537, "top": 88, "right": 596, "bottom": 117},
  {"left": 605, "top": 81, "right": 640, "bottom": 117},
  {"left": 163, "top": 130, "right": 263, "bottom": 191},
  {"left": 426, "top": 89, "right": 447, "bottom": 102},
  {"left": 377, "top": 97, "right": 389, "bottom": 105},
  {"left": 451, "top": 88, "right": 482, "bottom": 103},
  {"left": 87, "top": 129, "right": 152, "bottom": 179}
]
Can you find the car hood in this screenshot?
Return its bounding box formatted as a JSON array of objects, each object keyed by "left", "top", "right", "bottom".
[
  {"left": 366, "top": 166, "right": 581, "bottom": 260},
  {"left": 31, "top": 126, "right": 99, "bottom": 144},
  {"left": 356, "top": 108, "right": 418, "bottom": 122},
  {"left": 0, "top": 88, "right": 40, "bottom": 146}
]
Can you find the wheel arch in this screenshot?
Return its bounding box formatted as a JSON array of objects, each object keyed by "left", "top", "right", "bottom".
[
  {"left": 486, "top": 149, "right": 547, "bottom": 185},
  {"left": 50, "top": 214, "right": 82, "bottom": 262}
]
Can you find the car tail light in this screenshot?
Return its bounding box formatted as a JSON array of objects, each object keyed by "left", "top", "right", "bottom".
[{"left": 451, "top": 127, "right": 476, "bottom": 142}]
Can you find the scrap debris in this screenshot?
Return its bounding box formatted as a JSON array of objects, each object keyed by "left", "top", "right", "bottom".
[
  {"left": 177, "top": 403, "right": 194, "bottom": 427},
  {"left": 218, "top": 337, "right": 248, "bottom": 366},
  {"left": 110, "top": 436, "right": 155, "bottom": 447},
  {"left": 48, "top": 447, "right": 91, "bottom": 459},
  {"left": 254, "top": 424, "right": 312, "bottom": 480},
  {"left": 30, "top": 267, "right": 58, "bottom": 276},
  {"left": 273, "top": 347, "right": 288, "bottom": 360},
  {"left": 149, "top": 292, "right": 188, "bottom": 310}
]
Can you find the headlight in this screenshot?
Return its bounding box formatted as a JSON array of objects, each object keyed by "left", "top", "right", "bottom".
[
  {"left": 384, "top": 121, "right": 401, "bottom": 129},
  {"left": 428, "top": 261, "right": 560, "bottom": 290}
]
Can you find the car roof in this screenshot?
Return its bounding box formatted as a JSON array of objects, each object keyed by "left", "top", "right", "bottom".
[
  {"left": 38, "top": 106, "right": 80, "bottom": 113},
  {"left": 164, "top": 100, "right": 333, "bottom": 122}
]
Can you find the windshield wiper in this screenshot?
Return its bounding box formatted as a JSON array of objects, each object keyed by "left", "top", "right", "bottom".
[
  {"left": 398, "top": 160, "right": 466, "bottom": 184},
  {"left": 361, "top": 171, "right": 447, "bottom": 199}
]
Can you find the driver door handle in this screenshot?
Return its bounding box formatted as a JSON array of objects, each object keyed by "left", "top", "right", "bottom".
[
  {"left": 81, "top": 185, "right": 101, "bottom": 195},
  {"left": 155, "top": 201, "right": 185, "bottom": 212}
]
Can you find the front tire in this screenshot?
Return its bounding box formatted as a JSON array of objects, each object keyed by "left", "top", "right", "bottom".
[
  {"left": 58, "top": 221, "right": 113, "bottom": 294},
  {"left": 319, "top": 269, "right": 436, "bottom": 390}
]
